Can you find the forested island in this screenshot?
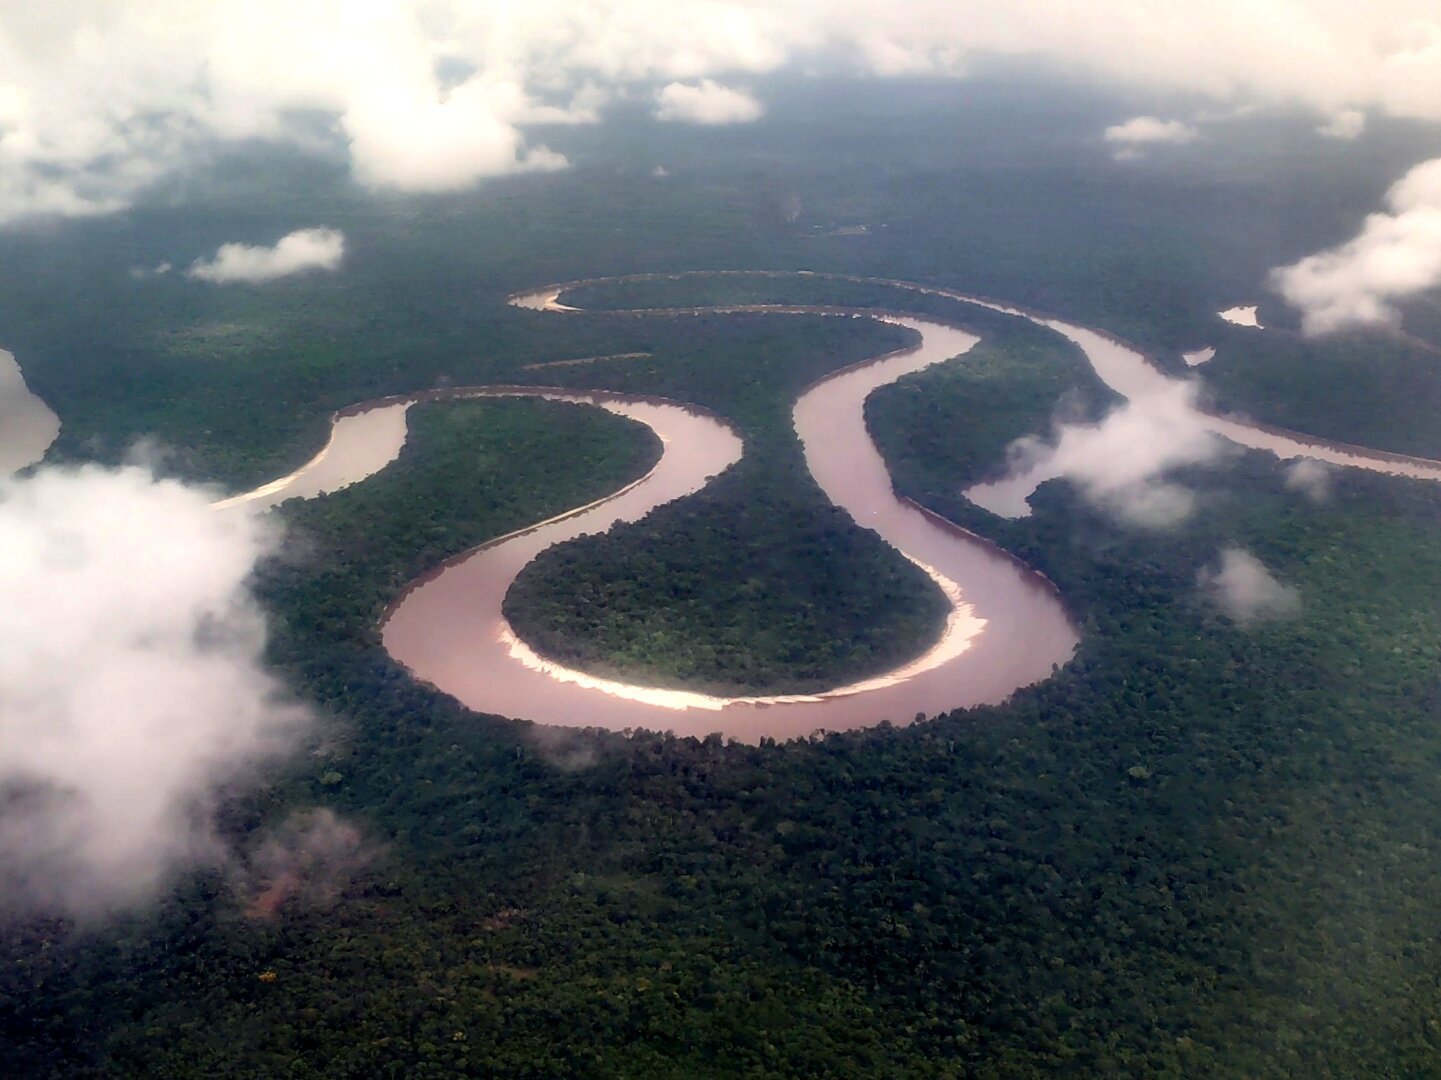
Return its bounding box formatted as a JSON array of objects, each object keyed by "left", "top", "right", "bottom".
[{"left": 502, "top": 309, "right": 949, "bottom": 696}]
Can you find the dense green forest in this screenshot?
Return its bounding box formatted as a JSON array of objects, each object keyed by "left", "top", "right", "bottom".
[
  {"left": 10, "top": 274, "right": 1441, "bottom": 1075},
  {"left": 506, "top": 457, "right": 949, "bottom": 696},
  {"left": 503, "top": 309, "right": 948, "bottom": 695},
  {"left": 1200, "top": 327, "right": 1441, "bottom": 458},
  {"left": 261, "top": 396, "right": 662, "bottom": 657}
]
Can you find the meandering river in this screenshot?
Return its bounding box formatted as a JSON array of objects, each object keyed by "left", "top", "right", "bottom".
[
  {"left": 380, "top": 320, "right": 1079, "bottom": 741},
  {"left": 11, "top": 271, "right": 1441, "bottom": 741}
]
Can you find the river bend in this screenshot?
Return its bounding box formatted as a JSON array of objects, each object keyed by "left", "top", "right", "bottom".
[
  {"left": 14, "top": 271, "right": 1440, "bottom": 741},
  {"left": 380, "top": 319, "right": 1078, "bottom": 742}
]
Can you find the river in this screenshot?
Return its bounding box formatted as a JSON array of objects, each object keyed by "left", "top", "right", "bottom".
[
  {"left": 0, "top": 348, "right": 60, "bottom": 474},
  {"left": 15, "top": 271, "right": 1440, "bottom": 741},
  {"left": 380, "top": 322, "right": 1079, "bottom": 742}
]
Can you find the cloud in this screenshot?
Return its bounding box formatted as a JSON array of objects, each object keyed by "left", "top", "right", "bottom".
[
  {"left": 128, "top": 261, "right": 172, "bottom": 280},
  {"left": 527, "top": 725, "right": 603, "bottom": 772},
  {"left": 0, "top": 463, "right": 307, "bottom": 920},
  {"left": 1, "top": 3, "right": 1440, "bottom": 222},
  {"left": 1104, "top": 116, "right": 1199, "bottom": 159},
  {"left": 1284, "top": 457, "right": 1332, "bottom": 501},
  {"left": 1270, "top": 157, "right": 1441, "bottom": 334},
  {"left": 1318, "top": 108, "right": 1367, "bottom": 139},
  {"left": 245, "top": 809, "right": 378, "bottom": 919},
  {"left": 976, "top": 380, "right": 1226, "bottom": 527},
  {"left": 342, "top": 81, "right": 567, "bottom": 191},
  {"left": 187, "top": 227, "right": 345, "bottom": 284},
  {"left": 654, "top": 79, "right": 763, "bottom": 124},
  {"left": 1200, "top": 547, "right": 1301, "bottom": 623},
  {"left": 1104, "top": 116, "right": 1200, "bottom": 146}
]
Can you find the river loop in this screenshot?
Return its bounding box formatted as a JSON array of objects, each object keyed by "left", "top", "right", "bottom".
[{"left": 11, "top": 271, "right": 1441, "bottom": 741}]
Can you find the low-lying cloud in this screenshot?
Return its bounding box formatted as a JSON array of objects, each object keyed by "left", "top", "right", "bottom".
[
  {"left": 1271, "top": 156, "right": 1441, "bottom": 335},
  {"left": 0, "top": 464, "right": 307, "bottom": 920},
  {"left": 1106, "top": 116, "right": 1198, "bottom": 157},
  {"left": 342, "top": 80, "right": 568, "bottom": 191},
  {"left": 1200, "top": 547, "right": 1302, "bottom": 623},
  {"left": 1284, "top": 457, "right": 1333, "bottom": 501},
  {"left": 1317, "top": 108, "right": 1367, "bottom": 140},
  {"left": 973, "top": 381, "right": 1226, "bottom": 527},
  {"left": 245, "top": 808, "right": 378, "bottom": 919},
  {"left": 187, "top": 227, "right": 346, "bottom": 284},
  {"left": 655, "top": 80, "right": 763, "bottom": 124}
]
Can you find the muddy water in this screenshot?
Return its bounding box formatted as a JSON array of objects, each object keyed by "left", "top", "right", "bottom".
[
  {"left": 960, "top": 307, "right": 1441, "bottom": 516},
  {"left": 0, "top": 349, "right": 59, "bottom": 475},
  {"left": 254, "top": 271, "right": 1441, "bottom": 741},
  {"left": 381, "top": 321, "right": 1079, "bottom": 742},
  {"left": 213, "top": 404, "right": 412, "bottom": 511}
]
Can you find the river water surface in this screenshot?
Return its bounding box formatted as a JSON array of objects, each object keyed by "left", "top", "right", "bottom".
[
  {"left": 381, "top": 323, "right": 1079, "bottom": 741},
  {"left": 0, "top": 348, "right": 59, "bottom": 474},
  {"left": 18, "top": 270, "right": 1434, "bottom": 742}
]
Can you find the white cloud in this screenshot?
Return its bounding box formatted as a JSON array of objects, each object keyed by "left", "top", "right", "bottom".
[
  {"left": 1200, "top": 547, "right": 1301, "bottom": 623},
  {"left": 128, "top": 260, "right": 172, "bottom": 280},
  {"left": 1270, "top": 156, "right": 1441, "bottom": 334},
  {"left": 187, "top": 227, "right": 345, "bottom": 284},
  {"left": 0, "top": 464, "right": 307, "bottom": 919},
  {"left": 1218, "top": 304, "right": 1264, "bottom": 328},
  {"left": 1318, "top": 108, "right": 1366, "bottom": 139},
  {"left": 975, "top": 380, "right": 1226, "bottom": 527},
  {"left": 245, "top": 809, "right": 378, "bottom": 918},
  {"left": 1104, "top": 115, "right": 1200, "bottom": 146},
  {"left": 1104, "top": 116, "right": 1199, "bottom": 159},
  {"left": 342, "top": 80, "right": 567, "bottom": 191},
  {"left": 1284, "top": 457, "right": 1332, "bottom": 501},
  {"left": 655, "top": 79, "right": 763, "bottom": 124},
  {"left": 0, "top": 3, "right": 1439, "bottom": 222}
]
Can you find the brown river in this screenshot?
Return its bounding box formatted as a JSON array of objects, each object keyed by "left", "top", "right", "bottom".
[
  {"left": 12, "top": 272, "right": 1440, "bottom": 741},
  {"left": 380, "top": 321, "right": 1079, "bottom": 741},
  {"left": 0, "top": 347, "right": 59, "bottom": 474}
]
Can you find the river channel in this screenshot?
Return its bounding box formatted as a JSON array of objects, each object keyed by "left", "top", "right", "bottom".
[
  {"left": 14, "top": 271, "right": 1440, "bottom": 741},
  {"left": 381, "top": 318, "right": 1080, "bottom": 742},
  {"left": 0, "top": 348, "right": 59, "bottom": 474}
]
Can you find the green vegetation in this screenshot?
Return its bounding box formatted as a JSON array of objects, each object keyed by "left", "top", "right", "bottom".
[
  {"left": 262, "top": 396, "right": 661, "bottom": 656},
  {"left": 1201, "top": 327, "right": 1441, "bottom": 458},
  {"left": 506, "top": 458, "right": 948, "bottom": 695},
  {"left": 13, "top": 326, "right": 1441, "bottom": 1076},
  {"left": 502, "top": 309, "right": 948, "bottom": 695}
]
